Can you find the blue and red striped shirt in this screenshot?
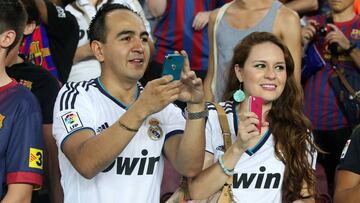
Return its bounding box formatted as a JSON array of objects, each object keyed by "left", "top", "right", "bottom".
[
  {"left": 153, "top": 0, "right": 230, "bottom": 71},
  {"left": 304, "top": 15, "right": 360, "bottom": 130}
]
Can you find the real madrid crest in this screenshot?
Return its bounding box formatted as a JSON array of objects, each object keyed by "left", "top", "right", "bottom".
[
  {"left": 0, "top": 113, "right": 5, "bottom": 129},
  {"left": 147, "top": 118, "right": 163, "bottom": 140}
]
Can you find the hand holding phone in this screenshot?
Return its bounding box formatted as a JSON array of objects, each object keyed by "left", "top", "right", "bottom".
[
  {"left": 162, "top": 54, "right": 185, "bottom": 80},
  {"left": 248, "top": 96, "right": 263, "bottom": 133}
]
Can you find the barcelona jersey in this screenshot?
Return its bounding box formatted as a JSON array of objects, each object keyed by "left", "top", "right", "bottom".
[{"left": 0, "top": 80, "right": 44, "bottom": 198}]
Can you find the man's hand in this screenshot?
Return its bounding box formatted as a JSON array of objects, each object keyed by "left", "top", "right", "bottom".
[
  {"left": 301, "top": 19, "right": 317, "bottom": 45},
  {"left": 325, "top": 23, "right": 352, "bottom": 50},
  {"left": 192, "top": 11, "right": 210, "bottom": 31},
  {"left": 177, "top": 50, "right": 204, "bottom": 104},
  {"left": 136, "top": 75, "right": 182, "bottom": 116}
]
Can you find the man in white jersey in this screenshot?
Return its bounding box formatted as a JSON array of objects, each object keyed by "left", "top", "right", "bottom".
[{"left": 52, "top": 3, "right": 206, "bottom": 203}]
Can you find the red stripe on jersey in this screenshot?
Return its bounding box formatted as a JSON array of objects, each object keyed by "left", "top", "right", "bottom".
[
  {"left": 154, "top": 3, "right": 171, "bottom": 63},
  {"left": 173, "top": 1, "right": 185, "bottom": 51},
  {"left": 192, "top": 1, "right": 205, "bottom": 70},
  {"left": 7, "top": 172, "right": 43, "bottom": 187}
]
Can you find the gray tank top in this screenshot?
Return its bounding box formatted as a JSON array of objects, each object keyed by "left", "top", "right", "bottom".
[{"left": 214, "top": 1, "right": 282, "bottom": 102}]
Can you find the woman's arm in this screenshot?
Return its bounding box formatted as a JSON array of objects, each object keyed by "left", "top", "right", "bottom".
[{"left": 334, "top": 170, "right": 360, "bottom": 203}]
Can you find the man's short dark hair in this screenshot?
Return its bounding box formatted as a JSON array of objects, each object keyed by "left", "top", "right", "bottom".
[
  {"left": 20, "top": 0, "right": 40, "bottom": 25},
  {"left": 88, "top": 3, "right": 140, "bottom": 43},
  {"left": 0, "top": 0, "right": 28, "bottom": 47}
]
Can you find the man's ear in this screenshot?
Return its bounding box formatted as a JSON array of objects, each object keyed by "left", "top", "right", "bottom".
[
  {"left": 0, "top": 30, "right": 16, "bottom": 49},
  {"left": 24, "top": 21, "right": 37, "bottom": 35},
  {"left": 90, "top": 40, "right": 104, "bottom": 62},
  {"left": 234, "top": 64, "right": 243, "bottom": 82}
]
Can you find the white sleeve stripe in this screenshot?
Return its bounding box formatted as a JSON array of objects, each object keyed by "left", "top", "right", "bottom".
[{"left": 60, "top": 82, "right": 80, "bottom": 111}]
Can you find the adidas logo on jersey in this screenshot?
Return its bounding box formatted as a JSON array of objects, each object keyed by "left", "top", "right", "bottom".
[
  {"left": 96, "top": 122, "right": 110, "bottom": 133},
  {"left": 233, "top": 166, "right": 281, "bottom": 189},
  {"left": 102, "top": 149, "right": 160, "bottom": 175}
]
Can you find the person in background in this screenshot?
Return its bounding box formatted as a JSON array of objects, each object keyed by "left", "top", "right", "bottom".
[
  {"left": 334, "top": 125, "right": 360, "bottom": 203},
  {"left": 0, "top": 0, "right": 44, "bottom": 202},
  {"left": 301, "top": 0, "right": 360, "bottom": 193},
  {"left": 5, "top": 1, "right": 62, "bottom": 202},
  {"left": 66, "top": 0, "right": 151, "bottom": 82},
  {"left": 19, "top": 0, "right": 79, "bottom": 84},
  {"left": 189, "top": 32, "right": 317, "bottom": 203},
  {"left": 145, "top": 0, "right": 231, "bottom": 83},
  {"left": 53, "top": 4, "right": 206, "bottom": 203}
]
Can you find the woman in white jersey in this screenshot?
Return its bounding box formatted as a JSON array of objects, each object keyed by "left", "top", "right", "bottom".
[{"left": 189, "top": 32, "right": 317, "bottom": 203}]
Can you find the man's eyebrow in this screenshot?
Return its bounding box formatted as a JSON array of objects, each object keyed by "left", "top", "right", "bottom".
[
  {"left": 116, "top": 30, "right": 135, "bottom": 38},
  {"left": 140, "top": 31, "right": 149, "bottom": 37}
]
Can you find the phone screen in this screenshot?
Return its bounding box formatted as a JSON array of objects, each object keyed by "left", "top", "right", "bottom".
[
  {"left": 162, "top": 54, "right": 184, "bottom": 80},
  {"left": 249, "top": 96, "right": 263, "bottom": 133}
]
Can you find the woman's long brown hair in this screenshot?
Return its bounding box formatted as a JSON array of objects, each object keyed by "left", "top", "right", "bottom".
[{"left": 223, "top": 32, "right": 317, "bottom": 202}]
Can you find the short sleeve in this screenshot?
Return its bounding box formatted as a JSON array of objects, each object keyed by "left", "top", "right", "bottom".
[
  {"left": 6, "top": 93, "right": 44, "bottom": 188},
  {"left": 338, "top": 128, "right": 360, "bottom": 174},
  {"left": 52, "top": 83, "right": 96, "bottom": 150},
  {"left": 162, "top": 104, "right": 185, "bottom": 140}
]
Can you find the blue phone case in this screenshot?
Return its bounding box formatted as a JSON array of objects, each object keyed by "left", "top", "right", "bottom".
[{"left": 162, "top": 54, "right": 184, "bottom": 80}]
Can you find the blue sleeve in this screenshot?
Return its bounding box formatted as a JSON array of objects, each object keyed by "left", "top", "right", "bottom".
[{"left": 6, "top": 95, "right": 44, "bottom": 188}]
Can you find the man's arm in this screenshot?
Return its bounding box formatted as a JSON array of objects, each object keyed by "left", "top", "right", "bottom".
[
  {"left": 73, "top": 44, "right": 96, "bottom": 64},
  {"left": 43, "top": 124, "right": 63, "bottom": 203},
  {"left": 147, "top": 0, "right": 167, "bottom": 17},
  {"left": 275, "top": 7, "right": 302, "bottom": 84},
  {"left": 0, "top": 184, "right": 33, "bottom": 203},
  {"left": 334, "top": 170, "right": 360, "bottom": 203},
  {"left": 61, "top": 77, "right": 183, "bottom": 179},
  {"left": 284, "top": 0, "right": 318, "bottom": 16}
]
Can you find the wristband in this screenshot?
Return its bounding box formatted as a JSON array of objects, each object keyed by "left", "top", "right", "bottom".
[
  {"left": 183, "top": 106, "right": 208, "bottom": 120},
  {"left": 118, "top": 121, "right": 138, "bottom": 133},
  {"left": 218, "top": 155, "right": 234, "bottom": 176}
]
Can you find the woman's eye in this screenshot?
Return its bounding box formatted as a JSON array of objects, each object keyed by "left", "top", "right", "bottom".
[
  {"left": 255, "top": 64, "right": 266, "bottom": 69},
  {"left": 275, "top": 65, "right": 286, "bottom": 71}
]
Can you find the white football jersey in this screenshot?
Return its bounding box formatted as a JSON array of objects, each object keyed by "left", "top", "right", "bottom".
[
  {"left": 205, "top": 102, "right": 317, "bottom": 203},
  {"left": 53, "top": 78, "right": 185, "bottom": 203}
]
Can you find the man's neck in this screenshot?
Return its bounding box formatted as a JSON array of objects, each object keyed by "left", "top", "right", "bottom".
[
  {"left": 333, "top": 6, "right": 356, "bottom": 22},
  {"left": 0, "top": 69, "right": 12, "bottom": 87},
  {"left": 99, "top": 76, "right": 139, "bottom": 107}
]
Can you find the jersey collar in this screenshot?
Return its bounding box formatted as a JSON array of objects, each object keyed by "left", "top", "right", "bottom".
[{"left": 95, "top": 78, "right": 141, "bottom": 110}]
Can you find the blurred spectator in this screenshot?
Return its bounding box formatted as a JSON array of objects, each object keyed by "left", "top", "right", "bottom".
[
  {"left": 0, "top": 0, "right": 44, "bottom": 202},
  {"left": 19, "top": 0, "right": 79, "bottom": 84},
  {"left": 204, "top": 0, "right": 302, "bottom": 102},
  {"left": 334, "top": 125, "right": 360, "bottom": 203},
  {"left": 301, "top": 0, "right": 360, "bottom": 194},
  {"left": 145, "top": 0, "right": 231, "bottom": 83},
  {"left": 280, "top": 0, "right": 319, "bottom": 16},
  {"left": 66, "top": 0, "right": 151, "bottom": 82},
  {"left": 5, "top": 2, "right": 62, "bottom": 201},
  {"left": 355, "top": 0, "right": 360, "bottom": 14}
]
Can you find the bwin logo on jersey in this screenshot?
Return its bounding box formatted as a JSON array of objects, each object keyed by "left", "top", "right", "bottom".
[
  {"left": 102, "top": 149, "right": 160, "bottom": 175},
  {"left": 233, "top": 166, "right": 281, "bottom": 189}
]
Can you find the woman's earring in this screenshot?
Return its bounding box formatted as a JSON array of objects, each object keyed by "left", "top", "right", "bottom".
[{"left": 233, "top": 85, "right": 245, "bottom": 102}]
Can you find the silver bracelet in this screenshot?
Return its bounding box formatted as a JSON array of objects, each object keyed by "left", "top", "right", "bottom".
[{"left": 183, "top": 106, "right": 208, "bottom": 120}]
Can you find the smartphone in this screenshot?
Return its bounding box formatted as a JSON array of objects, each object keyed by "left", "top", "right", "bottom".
[
  {"left": 162, "top": 54, "right": 184, "bottom": 80},
  {"left": 248, "top": 96, "right": 263, "bottom": 133}
]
